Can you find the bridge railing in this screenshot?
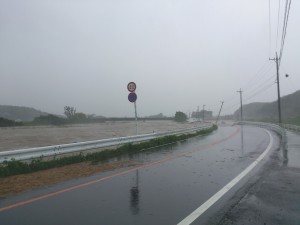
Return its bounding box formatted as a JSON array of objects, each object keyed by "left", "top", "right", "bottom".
[{"left": 0, "top": 124, "right": 213, "bottom": 163}]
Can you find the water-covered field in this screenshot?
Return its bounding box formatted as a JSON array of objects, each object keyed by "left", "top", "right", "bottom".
[{"left": 0, "top": 120, "right": 199, "bottom": 151}]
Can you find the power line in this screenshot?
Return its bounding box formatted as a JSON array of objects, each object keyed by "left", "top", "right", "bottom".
[
  {"left": 222, "top": 79, "right": 275, "bottom": 114},
  {"left": 278, "top": 0, "right": 288, "bottom": 60},
  {"left": 222, "top": 74, "right": 275, "bottom": 114},
  {"left": 276, "top": 0, "right": 281, "bottom": 50},
  {"left": 243, "top": 74, "right": 276, "bottom": 98},
  {"left": 241, "top": 61, "right": 273, "bottom": 92},
  {"left": 243, "top": 82, "right": 275, "bottom": 103},
  {"left": 242, "top": 65, "right": 274, "bottom": 97},
  {"left": 222, "top": 61, "right": 273, "bottom": 107},
  {"left": 221, "top": 100, "right": 240, "bottom": 115},
  {"left": 221, "top": 62, "right": 274, "bottom": 114},
  {"left": 279, "top": 0, "right": 292, "bottom": 66},
  {"left": 269, "top": 0, "right": 272, "bottom": 57},
  {"left": 268, "top": 0, "right": 292, "bottom": 124}
]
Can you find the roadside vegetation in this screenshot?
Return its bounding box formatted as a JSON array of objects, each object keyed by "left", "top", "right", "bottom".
[
  {"left": 0, "top": 106, "right": 175, "bottom": 127},
  {"left": 0, "top": 125, "right": 217, "bottom": 178},
  {"left": 0, "top": 117, "right": 23, "bottom": 127},
  {"left": 248, "top": 117, "right": 300, "bottom": 126},
  {"left": 174, "top": 111, "right": 188, "bottom": 122},
  {"left": 282, "top": 117, "right": 300, "bottom": 126}
]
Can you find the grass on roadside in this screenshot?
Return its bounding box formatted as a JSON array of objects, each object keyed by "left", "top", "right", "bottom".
[{"left": 0, "top": 125, "right": 217, "bottom": 178}]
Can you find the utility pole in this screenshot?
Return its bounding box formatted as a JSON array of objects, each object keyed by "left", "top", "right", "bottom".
[
  {"left": 216, "top": 101, "right": 224, "bottom": 124},
  {"left": 202, "top": 105, "right": 206, "bottom": 122},
  {"left": 237, "top": 89, "right": 243, "bottom": 122},
  {"left": 270, "top": 52, "right": 282, "bottom": 124},
  {"left": 197, "top": 106, "right": 200, "bottom": 122}
]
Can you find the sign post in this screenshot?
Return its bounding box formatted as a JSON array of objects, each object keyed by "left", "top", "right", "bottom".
[
  {"left": 127, "top": 82, "right": 138, "bottom": 135},
  {"left": 134, "top": 101, "right": 138, "bottom": 135}
]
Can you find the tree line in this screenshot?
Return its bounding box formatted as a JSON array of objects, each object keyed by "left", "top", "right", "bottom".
[{"left": 0, "top": 106, "right": 188, "bottom": 127}]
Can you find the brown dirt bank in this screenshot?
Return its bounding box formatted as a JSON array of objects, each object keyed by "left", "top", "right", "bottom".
[{"left": 0, "top": 161, "right": 138, "bottom": 198}]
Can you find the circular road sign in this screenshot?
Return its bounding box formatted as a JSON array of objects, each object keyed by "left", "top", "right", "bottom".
[
  {"left": 128, "top": 92, "right": 137, "bottom": 103},
  {"left": 127, "top": 82, "right": 136, "bottom": 92}
]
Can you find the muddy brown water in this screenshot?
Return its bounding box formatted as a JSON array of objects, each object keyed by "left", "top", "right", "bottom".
[{"left": 0, "top": 120, "right": 199, "bottom": 151}]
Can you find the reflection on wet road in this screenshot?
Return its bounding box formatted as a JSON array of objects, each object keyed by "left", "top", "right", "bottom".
[
  {"left": 130, "top": 170, "right": 140, "bottom": 215},
  {"left": 0, "top": 125, "right": 278, "bottom": 225}
]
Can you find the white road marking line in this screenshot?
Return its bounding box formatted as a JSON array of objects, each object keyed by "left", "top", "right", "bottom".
[{"left": 177, "top": 130, "right": 273, "bottom": 225}]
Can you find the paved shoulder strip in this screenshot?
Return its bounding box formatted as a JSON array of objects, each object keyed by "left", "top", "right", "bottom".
[{"left": 177, "top": 129, "right": 274, "bottom": 225}]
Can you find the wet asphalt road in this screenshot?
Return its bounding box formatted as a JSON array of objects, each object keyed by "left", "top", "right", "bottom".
[
  {"left": 0, "top": 125, "right": 279, "bottom": 225},
  {"left": 216, "top": 130, "right": 300, "bottom": 225}
]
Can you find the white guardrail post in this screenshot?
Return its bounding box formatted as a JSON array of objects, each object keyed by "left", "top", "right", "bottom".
[{"left": 0, "top": 124, "right": 214, "bottom": 163}]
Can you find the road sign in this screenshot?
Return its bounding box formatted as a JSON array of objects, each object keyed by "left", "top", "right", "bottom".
[
  {"left": 127, "top": 82, "right": 138, "bottom": 134},
  {"left": 127, "top": 82, "right": 136, "bottom": 92},
  {"left": 128, "top": 92, "right": 137, "bottom": 103}
]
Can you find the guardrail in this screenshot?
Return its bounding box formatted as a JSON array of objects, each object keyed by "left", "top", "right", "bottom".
[
  {"left": 237, "top": 121, "right": 285, "bottom": 135},
  {"left": 281, "top": 123, "right": 300, "bottom": 133},
  {"left": 236, "top": 121, "right": 287, "bottom": 147},
  {"left": 237, "top": 121, "right": 300, "bottom": 134},
  {"left": 0, "top": 124, "right": 213, "bottom": 163}
]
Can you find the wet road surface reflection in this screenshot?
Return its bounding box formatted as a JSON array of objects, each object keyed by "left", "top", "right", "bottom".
[
  {"left": 130, "top": 170, "right": 140, "bottom": 215},
  {"left": 0, "top": 125, "right": 277, "bottom": 225}
]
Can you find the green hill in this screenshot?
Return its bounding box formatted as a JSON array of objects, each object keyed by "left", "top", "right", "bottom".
[
  {"left": 234, "top": 90, "right": 300, "bottom": 121},
  {"left": 0, "top": 105, "right": 48, "bottom": 122}
]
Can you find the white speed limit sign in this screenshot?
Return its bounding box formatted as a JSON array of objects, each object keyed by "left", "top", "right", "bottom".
[{"left": 127, "top": 82, "right": 136, "bottom": 92}]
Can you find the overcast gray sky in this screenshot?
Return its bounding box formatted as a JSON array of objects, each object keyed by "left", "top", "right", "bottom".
[{"left": 0, "top": 0, "right": 299, "bottom": 117}]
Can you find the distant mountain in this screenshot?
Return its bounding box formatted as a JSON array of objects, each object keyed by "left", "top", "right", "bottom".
[
  {"left": 0, "top": 105, "right": 48, "bottom": 121},
  {"left": 234, "top": 90, "right": 300, "bottom": 120}
]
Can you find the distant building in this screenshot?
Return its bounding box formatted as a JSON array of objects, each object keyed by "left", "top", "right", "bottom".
[
  {"left": 191, "top": 110, "right": 213, "bottom": 120},
  {"left": 148, "top": 113, "right": 165, "bottom": 119}
]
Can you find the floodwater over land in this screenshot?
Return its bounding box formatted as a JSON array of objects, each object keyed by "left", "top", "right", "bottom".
[{"left": 0, "top": 120, "right": 198, "bottom": 151}]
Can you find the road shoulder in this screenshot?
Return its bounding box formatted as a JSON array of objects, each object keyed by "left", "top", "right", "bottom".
[{"left": 217, "top": 131, "right": 300, "bottom": 225}]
